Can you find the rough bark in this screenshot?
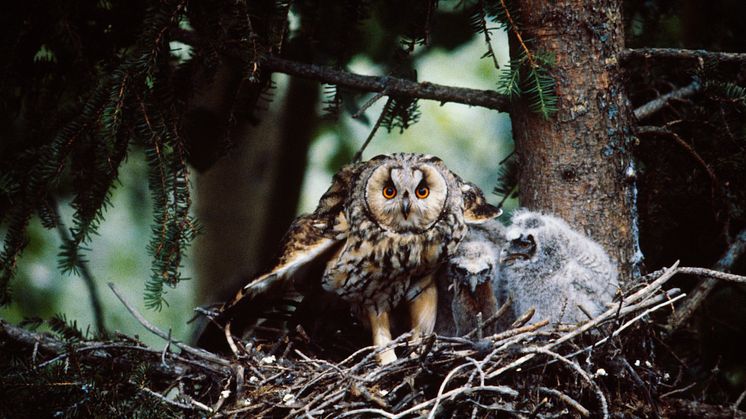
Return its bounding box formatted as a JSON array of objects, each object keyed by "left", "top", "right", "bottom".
[{"left": 509, "top": 0, "right": 639, "bottom": 281}]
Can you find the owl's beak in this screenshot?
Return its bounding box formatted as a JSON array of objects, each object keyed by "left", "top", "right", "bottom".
[{"left": 401, "top": 195, "right": 411, "bottom": 219}]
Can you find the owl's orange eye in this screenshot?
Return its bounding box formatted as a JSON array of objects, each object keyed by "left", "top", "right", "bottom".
[
  {"left": 415, "top": 185, "right": 429, "bottom": 199},
  {"left": 382, "top": 185, "right": 397, "bottom": 199}
]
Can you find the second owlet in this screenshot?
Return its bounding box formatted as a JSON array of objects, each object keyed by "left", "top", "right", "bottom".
[
  {"left": 223, "top": 153, "right": 500, "bottom": 363},
  {"left": 498, "top": 209, "right": 619, "bottom": 326},
  {"left": 435, "top": 218, "right": 506, "bottom": 337}
]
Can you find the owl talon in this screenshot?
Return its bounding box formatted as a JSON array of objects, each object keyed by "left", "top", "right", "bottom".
[{"left": 377, "top": 348, "right": 397, "bottom": 365}]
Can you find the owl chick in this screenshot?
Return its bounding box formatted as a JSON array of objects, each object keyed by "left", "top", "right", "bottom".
[
  {"left": 498, "top": 209, "right": 618, "bottom": 326},
  {"left": 220, "top": 153, "right": 500, "bottom": 363},
  {"left": 435, "top": 219, "right": 506, "bottom": 337}
]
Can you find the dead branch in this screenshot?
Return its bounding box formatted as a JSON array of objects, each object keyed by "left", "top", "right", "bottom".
[
  {"left": 621, "top": 48, "right": 746, "bottom": 64},
  {"left": 633, "top": 79, "right": 702, "bottom": 121},
  {"left": 636, "top": 126, "right": 719, "bottom": 189},
  {"left": 537, "top": 386, "right": 590, "bottom": 417},
  {"left": 108, "top": 283, "right": 231, "bottom": 367},
  {"left": 668, "top": 229, "right": 746, "bottom": 330},
  {"left": 523, "top": 346, "right": 609, "bottom": 419},
  {"left": 261, "top": 56, "right": 511, "bottom": 112}
]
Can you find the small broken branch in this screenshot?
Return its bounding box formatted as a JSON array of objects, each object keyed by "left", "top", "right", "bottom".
[{"left": 633, "top": 79, "right": 702, "bottom": 120}]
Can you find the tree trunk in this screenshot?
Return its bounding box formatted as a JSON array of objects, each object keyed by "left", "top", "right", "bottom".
[{"left": 509, "top": 0, "right": 640, "bottom": 281}]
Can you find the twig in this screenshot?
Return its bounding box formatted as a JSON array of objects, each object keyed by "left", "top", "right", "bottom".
[
  {"left": 537, "top": 387, "right": 590, "bottom": 417},
  {"left": 677, "top": 266, "right": 746, "bottom": 283},
  {"left": 140, "top": 386, "right": 211, "bottom": 412},
  {"left": 465, "top": 297, "right": 513, "bottom": 339},
  {"left": 52, "top": 200, "right": 106, "bottom": 335},
  {"left": 486, "top": 262, "right": 681, "bottom": 379},
  {"left": 660, "top": 382, "right": 697, "bottom": 399},
  {"left": 669, "top": 229, "right": 746, "bottom": 330},
  {"left": 261, "top": 56, "right": 511, "bottom": 112},
  {"left": 621, "top": 48, "right": 746, "bottom": 63},
  {"left": 352, "top": 97, "right": 392, "bottom": 163},
  {"left": 352, "top": 88, "right": 389, "bottom": 119},
  {"left": 636, "top": 126, "right": 719, "bottom": 188},
  {"left": 733, "top": 388, "right": 746, "bottom": 413},
  {"left": 563, "top": 293, "right": 686, "bottom": 362},
  {"left": 523, "top": 347, "right": 608, "bottom": 419},
  {"left": 633, "top": 79, "right": 702, "bottom": 120},
  {"left": 108, "top": 283, "right": 231, "bottom": 367},
  {"left": 510, "top": 307, "right": 536, "bottom": 328}
]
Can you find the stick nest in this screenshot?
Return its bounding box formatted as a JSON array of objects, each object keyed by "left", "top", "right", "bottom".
[{"left": 4, "top": 262, "right": 745, "bottom": 418}]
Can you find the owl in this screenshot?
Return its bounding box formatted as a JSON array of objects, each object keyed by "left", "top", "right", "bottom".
[
  {"left": 435, "top": 218, "right": 506, "bottom": 337},
  {"left": 222, "top": 153, "right": 500, "bottom": 363},
  {"left": 498, "top": 209, "right": 619, "bottom": 326}
]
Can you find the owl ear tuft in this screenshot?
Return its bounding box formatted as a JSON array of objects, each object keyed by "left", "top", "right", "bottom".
[{"left": 461, "top": 182, "right": 502, "bottom": 223}]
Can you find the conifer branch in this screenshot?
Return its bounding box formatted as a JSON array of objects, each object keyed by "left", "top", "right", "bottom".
[
  {"left": 498, "top": 0, "right": 532, "bottom": 68},
  {"left": 475, "top": 0, "right": 500, "bottom": 69},
  {"left": 621, "top": 48, "right": 746, "bottom": 64},
  {"left": 260, "top": 56, "right": 511, "bottom": 112}
]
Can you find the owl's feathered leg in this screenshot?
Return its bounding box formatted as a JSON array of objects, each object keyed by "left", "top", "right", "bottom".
[
  {"left": 368, "top": 310, "right": 397, "bottom": 365},
  {"left": 409, "top": 277, "right": 437, "bottom": 340}
]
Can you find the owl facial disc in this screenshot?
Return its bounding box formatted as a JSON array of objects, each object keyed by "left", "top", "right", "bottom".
[{"left": 364, "top": 159, "right": 448, "bottom": 233}]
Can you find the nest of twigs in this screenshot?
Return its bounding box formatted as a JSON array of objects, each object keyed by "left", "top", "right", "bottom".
[
  {"left": 211, "top": 264, "right": 692, "bottom": 418},
  {"left": 4, "top": 262, "right": 745, "bottom": 417}
]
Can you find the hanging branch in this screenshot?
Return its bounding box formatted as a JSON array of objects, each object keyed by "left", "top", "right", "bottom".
[
  {"left": 260, "top": 56, "right": 511, "bottom": 112},
  {"left": 51, "top": 201, "right": 107, "bottom": 336}
]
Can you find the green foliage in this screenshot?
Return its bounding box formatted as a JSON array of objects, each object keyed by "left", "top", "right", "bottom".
[
  {"left": 467, "top": 0, "right": 558, "bottom": 118},
  {"left": 493, "top": 152, "right": 519, "bottom": 203},
  {"left": 706, "top": 80, "right": 746, "bottom": 108},
  {"left": 48, "top": 313, "right": 87, "bottom": 342},
  {"left": 380, "top": 96, "right": 422, "bottom": 134}
]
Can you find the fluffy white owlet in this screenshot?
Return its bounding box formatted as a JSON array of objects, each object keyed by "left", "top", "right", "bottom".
[
  {"left": 222, "top": 153, "right": 500, "bottom": 363},
  {"left": 435, "top": 219, "right": 506, "bottom": 337},
  {"left": 498, "top": 209, "right": 619, "bottom": 326}
]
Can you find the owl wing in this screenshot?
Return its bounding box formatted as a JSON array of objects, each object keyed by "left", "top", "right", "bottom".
[
  {"left": 223, "top": 161, "right": 361, "bottom": 311},
  {"left": 461, "top": 182, "right": 502, "bottom": 223}
]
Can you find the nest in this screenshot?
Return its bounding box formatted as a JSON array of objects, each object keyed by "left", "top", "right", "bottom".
[
  {"left": 193, "top": 263, "right": 701, "bottom": 417},
  {"left": 5, "top": 263, "right": 745, "bottom": 417}
]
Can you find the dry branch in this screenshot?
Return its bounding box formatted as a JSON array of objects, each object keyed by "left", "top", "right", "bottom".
[
  {"left": 261, "top": 56, "right": 511, "bottom": 112},
  {"left": 621, "top": 48, "right": 746, "bottom": 63},
  {"left": 633, "top": 79, "right": 702, "bottom": 120},
  {"left": 668, "top": 230, "right": 746, "bottom": 330}
]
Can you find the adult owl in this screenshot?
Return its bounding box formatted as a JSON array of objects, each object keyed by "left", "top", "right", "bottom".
[
  {"left": 498, "top": 209, "right": 619, "bottom": 326},
  {"left": 435, "top": 219, "right": 506, "bottom": 337},
  {"left": 221, "top": 153, "right": 500, "bottom": 364}
]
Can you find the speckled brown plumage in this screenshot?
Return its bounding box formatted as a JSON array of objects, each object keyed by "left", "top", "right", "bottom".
[{"left": 222, "top": 153, "right": 500, "bottom": 364}]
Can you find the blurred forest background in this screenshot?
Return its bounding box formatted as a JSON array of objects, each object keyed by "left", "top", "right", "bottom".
[{"left": 1, "top": 0, "right": 746, "bottom": 403}]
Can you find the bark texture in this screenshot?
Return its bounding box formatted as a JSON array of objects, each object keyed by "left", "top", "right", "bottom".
[{"left": 510, "top": 0, "right": 638, "bottom": 281}]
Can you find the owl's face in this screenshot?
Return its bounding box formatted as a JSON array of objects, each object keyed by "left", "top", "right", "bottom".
[
  {"left": 363, "top": 156, "right": 449, "bottom": 233},
  {"left": 500, "top": 211, "right": 564, "bottom": 272},
  {"left": 449, "top": 240, "right": 498, "bottom": 293}
]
